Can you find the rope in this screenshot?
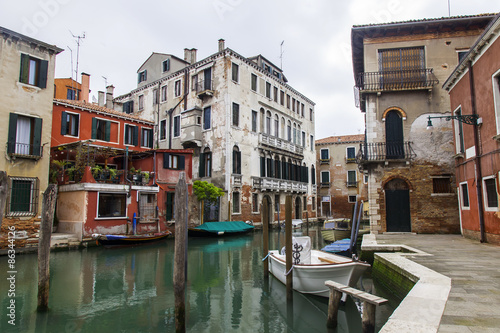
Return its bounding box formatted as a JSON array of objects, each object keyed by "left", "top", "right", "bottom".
[
  {"left": 285, "top": 265, "right": 294, "bottom": 276},
  {"left": 261, "top": 252, "right": 271, "bottom": 261}
]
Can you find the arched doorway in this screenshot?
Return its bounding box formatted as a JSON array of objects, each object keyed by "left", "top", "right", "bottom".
[
  {"left": 384, "top": 178, "right": 411, "bottom": 232},
  {"left": 385, "top": 110, "right": 404, "bottom": 159},
  {"left": 295, "top": 196, "right": 301, "bottom": 219},
  {"left": 262, "top": 195, "right": 273, "bottom": 227}
]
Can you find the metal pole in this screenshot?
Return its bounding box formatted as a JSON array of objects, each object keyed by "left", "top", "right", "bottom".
[{"left": 263, "top": 201, "right": 269, "bottom": 278}]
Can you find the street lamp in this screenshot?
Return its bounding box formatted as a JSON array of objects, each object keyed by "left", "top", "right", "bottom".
[{"left": 426, "top": 114, "right": 479, "bottom": 129}]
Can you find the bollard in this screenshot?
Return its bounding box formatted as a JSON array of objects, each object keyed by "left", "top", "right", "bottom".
[
  {"left": 174, "top": 172, "right": 188, "bottom": 333},
  {"left": 285, "top": 196, "right": 292, "bottom": 301}
]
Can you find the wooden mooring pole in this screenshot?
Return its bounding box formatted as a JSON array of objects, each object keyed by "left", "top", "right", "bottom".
[
  {"left": 285, "top": 195, "right": 292, "bottom": 301},
  {"left": 325, "top": 280, "right": 387, "bottom": 333},
  {"left": 174, "top": 172, "right": 188, "bottom": 333},
  {"left": 262, "top": 200, "right": 269, "bottom": 278},
  {"left": 37, "top": 184, "right": 58, "bottom": 311}
]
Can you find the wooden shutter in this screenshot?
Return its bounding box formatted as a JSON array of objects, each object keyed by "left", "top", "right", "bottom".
[
  {"left": 311, "top": 167, "right": 316, "bottom": 185},
  {"left": 163, "top": 153, "right": 170, "bottom": 169},
  {"left": 260, "top": 156, "right": 265, "bottom": 177},
  {"left": 61, "top": 111, "right": 68, "bottom": 135},
  {"left": 199, "top": 153, "right": 205, "bottom": 178},
  {"left": 148, "top": 129, "right": 153, "bottom": 148},
  {"left": 105, "top": 121, "right": 111, "bottom": 142},
  {"left": 32, "top": 118, "right": 43, "bottom": 156},
  {"left": 179, "top": 155, "right": 185, "bottom": 170},
  {"left": 38, "top": 60, "right": 48, "bottom": 89},
  {"left": 7, "top": 113, "right": 18, "bottom": 154},
  {"left": 133, "top": 126, "right": 138, "bottom": 146},
  {"left": 19, "top": 54, "right": 29, "bottom": 84},
  {"left": 91, "top": 118, "right": 97, "bottom": 139}
]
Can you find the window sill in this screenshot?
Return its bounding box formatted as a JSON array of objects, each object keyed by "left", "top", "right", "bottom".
[
  {"left": 8, "top": 153, "right": 42, "bottom": 161},
  {"left": 17, "top": 82, "right": 42, "bottom": 91},
  {"left": 95, "top": 217, "right": 128, "bottom": 220},
  {"left": 431, "top": 193, "right": 455, "bottom": 197},
  {"left": 493, "top": 134, "right": 500, "bottom": 141}
]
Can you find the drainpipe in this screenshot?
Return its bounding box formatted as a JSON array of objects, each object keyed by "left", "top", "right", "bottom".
[{"left": 468, "top": 61, "right": 486, "bottom": 243}]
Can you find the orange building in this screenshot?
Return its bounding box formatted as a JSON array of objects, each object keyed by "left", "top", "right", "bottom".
[{"left": 54, "top": 72, "right": 90, "bottom": 101}]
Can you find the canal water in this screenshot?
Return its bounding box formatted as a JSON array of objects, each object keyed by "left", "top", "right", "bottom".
[{"left": 1, "top": 229, "right": 397, "bottom": 333}]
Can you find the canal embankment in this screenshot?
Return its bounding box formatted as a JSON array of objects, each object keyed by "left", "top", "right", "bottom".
[{"left": 362, "top": 233, "right": 500, "bottom": 332}]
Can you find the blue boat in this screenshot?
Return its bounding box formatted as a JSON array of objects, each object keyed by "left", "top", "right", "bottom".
[
  {"left": 188, "top": 221, "right": 254, "bottom": 237},
  {"left": 321, "top": 238, "right": 351, "bottom": 257}
]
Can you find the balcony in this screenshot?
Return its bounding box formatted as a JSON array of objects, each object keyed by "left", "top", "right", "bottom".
[
  {"left": 346, "top": 181, "right": 358, "bottom": 188},
  {"left": 193, "top": 79, "right": 213, "bottom": 99},
  {"left": 355, "top": 69, "right": 438, "bottom": 92},
  {"left": 259, "top": 133, "right": 303, "bottom": 157},
  {"left": 7, "top": 142, "right": 43, "bottom": 160},
  {"left": 252, "top": 177, "right": 307, "bottom": 194},
  {"left": 356, "top": 142, "right": 416, "bottom": 164},
  {"left": 319, "top": 158, "right": 330, "bottom": 165},
  {"left": 232, "top": 174, "right": 242, "bottom": 187},
  {"left": 345, "top": 157, "right": 356, "bottom": 164},
  {"left": 312, "top": 184, "right": 317, "bottom": 195},
  {"left": 320, "top": 182, "right": 330, "bottom": 189}
]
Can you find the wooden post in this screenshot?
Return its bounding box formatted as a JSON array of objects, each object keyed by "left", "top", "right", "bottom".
[
  {"left": 362, "top": 302, "right": 376, "bottom": 333},
  {"left": 174, "top": 172, "right": 188, "bottom": 333},
  {"left": 262, "top": 201, "right": 269, "bottom": 278},
  {"left": 0, "top": 171, "right": 8, "bottom": 228},
  {"left": 326, "top": 287, "right": 342, "bottom": 328},
  {"left": 37, "top": 184, "right": 58, "bottom": 311},
  {"left": 285, "top": 195, "right": 292, "bottom": 301},
  {"left": 306, "top": 211, "right": 309, "bottom": 235}
]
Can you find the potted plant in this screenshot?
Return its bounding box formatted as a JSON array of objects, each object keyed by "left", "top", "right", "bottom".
[
  {"left": 142, "top": 171, "right": 150, "bottom": 184},
  {"left": 91, "top": 165, "right": 103, "bottom": 180}
]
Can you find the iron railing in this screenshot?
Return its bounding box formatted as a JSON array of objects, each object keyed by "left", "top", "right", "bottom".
[
  {"left": 7, "top": 142, "right": 43, "bottom": 159},
  {"left": 355, "top": 69, "right": 438, "bottom": 92},
  {"left": 357, "top": 142, "right": 416, "bottom": 163},
  {"left": 193, "top": 79, "right": 213, "bottom": 94}
]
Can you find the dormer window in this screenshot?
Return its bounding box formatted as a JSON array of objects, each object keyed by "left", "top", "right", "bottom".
[
  {"left": 138, "top": 70, "right": 147, "bottom": 83},
  {"left": 162, "top": 59, "right": 170, "bottom": 72}
]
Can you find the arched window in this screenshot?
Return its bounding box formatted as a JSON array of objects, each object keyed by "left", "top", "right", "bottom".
[
  {"left": 232, "top": 145, "right": 241, "bottom": 174},
  {"left": 260, "top": 108, "right": 265, "bottom": 133},
  {"left": 266, "top": 111, "right": 272, "bottom": 135},
  {"left": 297, "top": 125, "right": 301, "bottom": 146},
  {"left": 311, "top": 165, "right": 316, "bottom": 185},
  {"left": 199, "top": 147, "right": 212, "bottom": 177},
  {"left": 274, "top": 114, "right": 279, "bottom": 137},
  {"left": 293, "top": 123, "right": 297, "bottom": 144},
  {"left": 287, "top": 120, "right": 292, "bottom": 142},
  {"left": 281, "top": 117, "right": 285, "bottom": 138}
]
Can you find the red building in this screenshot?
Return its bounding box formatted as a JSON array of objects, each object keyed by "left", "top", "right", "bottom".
[
  {"left": 51, "top": 99, "right": 192, "bottom": 240},
  {"left": 443, "top": 13, "right": 500, "bottom": 244}
]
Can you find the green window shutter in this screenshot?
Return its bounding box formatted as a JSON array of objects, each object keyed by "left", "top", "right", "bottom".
[
  {"left": 207, "top": 152, "right": 212, "bottom": 177},
  {"left": 133, "top": 126, "right": 138, "bottom": 146},
  {"left": 163, "top": 153, "right": 170, "bottom": 169},
  {"left": 32, "top": 117, "right": 42, "bottom": 156},
  {"left": 148, "top": 129, "right": 153, "bottom": 148},
  {"left": 19, "top": 54, "right": 29, "bottom": 84},
  {"left": 232, "top": 151, "right": 236, "bottom": 174},
  {"left": 105, "top": 121, "right": 111, "bottom": 142},
  {"left": 199, "top": 153, "right": 205, "bottom": 178},
  {"left": 7, "top": 113, "right": 18, "bottom": 154},
  {"left": 236, "top": 151, "right": 241, "bottom": 174},
  {"left": 61, "top": 111, "right": 67, "bottom": 135},
  {"left": 91, "top": 118, "right": 97, "bottom": 139},
  {"left": 38, "top": 60, "right": 48, "bottom": 89},
  {"left": 311, "top": 168, "right": 316, "bottom": 185},
  {"left": 260, "top": 157, "right": 265, "bottom": 177},
  {"left": 179, "top": 155, "right": 185, "bottom": 170},
  {"left": 124, "top": 125, "right": 129, "bottom": 144}
]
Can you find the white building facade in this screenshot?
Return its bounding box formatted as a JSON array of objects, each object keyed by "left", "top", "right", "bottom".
[{"left": 115, "top": 41, "right": 317, "bottom": 225}]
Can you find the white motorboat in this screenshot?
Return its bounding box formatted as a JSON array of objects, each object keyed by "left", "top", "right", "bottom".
[{"left": 268, "top": 236, "right": 370, "bottom": 298}]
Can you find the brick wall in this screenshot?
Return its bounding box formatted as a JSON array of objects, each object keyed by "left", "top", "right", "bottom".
[{"left": 0, "top": 216, "right": 41, "bottom": 249}]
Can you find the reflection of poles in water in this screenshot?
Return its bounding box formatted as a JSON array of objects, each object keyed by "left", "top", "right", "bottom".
[
  {"left": 277, "top": 202, "right": 281, "bottom": 251},
  {"left": 285, "top": 196, "right": 293, "bottom": 301}
]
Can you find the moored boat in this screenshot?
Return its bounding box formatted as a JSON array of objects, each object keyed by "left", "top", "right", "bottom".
[
  {"left": 268, "top": 236, "right": 370, "bottom": 298},
  {"left": 188, "top": 221, "right": 254, "bottom": 237},
  {"left": 320, "top": 218, "right": 351, "bottom": 242},
  {"left": 92, "top": 231, "right": 171, "bottom": 246}
]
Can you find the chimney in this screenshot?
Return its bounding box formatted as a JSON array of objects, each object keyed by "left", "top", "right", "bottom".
[
  {"left": 184, "top": 48, "right": 197, "bottom": 64},
  {"left": 106, "top": 85, "right": 114, "bottom": 109},
  {"left": 80, "top": 72, "right": 90, "bottom": 102},
  {"left": 218, "top": 39, "right": 225, "bottom": 52},
  {"left": 98, "top": 91, "right": 105, "bottom": 107}
]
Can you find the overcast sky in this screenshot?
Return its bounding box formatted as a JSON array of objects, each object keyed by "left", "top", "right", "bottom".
[{"left": 2, "top": 0, "right": 499, "bottom": 139}]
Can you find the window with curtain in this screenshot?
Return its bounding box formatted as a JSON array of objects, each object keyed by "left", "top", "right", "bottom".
[{"left": 8, "top": 113, "right": 42, "bottom": 157}]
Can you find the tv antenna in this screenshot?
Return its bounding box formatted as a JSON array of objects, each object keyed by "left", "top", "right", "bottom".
[
  {"left": 280, "top": 40, "right": 284, "bottom": 70},
  {"left": 69, "top": 30, "right": 85, "bottom": 81},
  {"left": 67, "top": 46, "right": 75, "bottom": 99},
  {"left": 448, "top": 0, "right": 451, "bottom": 16},
  {"left": 102, "top": 76, "right": 108, "bottom": 89}
]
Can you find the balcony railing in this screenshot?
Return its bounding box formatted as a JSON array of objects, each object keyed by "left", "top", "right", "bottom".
[
  {"left": 357, "top": 142, "right": 416, "bottom": 164},
  {"left": 259, "top": 133, "right": 304, "bottom": 156},
  {"left": 232, "top": 174, "right": 242, "bottom": 187},
  {"left": 193, "top": 79, "right": 213, "bottom": 97},
  {"left": 346, "top": 181, "right": 358, "bottom": 188},
  {"left": 355, "top": 69, "right": 439, "bottom": 92},
  {"left": 252, "top": 177, "right": 307, "bottom": 193},
  {"left": 7, "top": 142, "right": 43, "bottom": 160},
  {"left": 319, "top": 158, "right": 330, "bottom": 165}
]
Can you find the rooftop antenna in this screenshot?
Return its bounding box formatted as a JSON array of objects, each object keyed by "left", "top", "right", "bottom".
[
  {"left": 67, "top": 46, "right": 74, "bottom": 99},
  {"left": 448, "top": 0, "right": 451, "bottom": 16},
  {"left": 102, "top": 76, "right": 108, "bottom": 91},
  {"left": 69, "top": 30, "right": 85, "bottom": 83},
  {"left": 280, "top": 40, "right": 284, "bottom": 70}
]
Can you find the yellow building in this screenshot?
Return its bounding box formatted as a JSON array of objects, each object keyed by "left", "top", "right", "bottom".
[{"left": 0, "top": 26, "right": 63, "bottom": 249}]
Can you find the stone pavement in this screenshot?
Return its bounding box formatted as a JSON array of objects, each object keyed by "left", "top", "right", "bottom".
[{"left": 375, "top": 234, "right": 500, "bottom": 333}]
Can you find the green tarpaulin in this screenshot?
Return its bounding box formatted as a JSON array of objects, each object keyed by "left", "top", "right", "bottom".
[{"left": 194, "top": 221, "right": 254, "bottom": 233}]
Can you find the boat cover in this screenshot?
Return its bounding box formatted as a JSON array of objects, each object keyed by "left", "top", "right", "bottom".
[
  {"left": 321, "top": 238, "right": 350, "bottom": 253},
  {"left": 194, "top": 221, "right": 254, "bottom": 233}
]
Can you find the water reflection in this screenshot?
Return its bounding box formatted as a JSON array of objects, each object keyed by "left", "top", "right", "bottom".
[{"left": 0, "top": 229, "right": 394, "bottom": 333}]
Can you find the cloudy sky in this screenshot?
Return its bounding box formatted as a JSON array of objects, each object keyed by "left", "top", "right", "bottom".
[{"left": 1, "top": 0, "right": 499, "bottom": 139}]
